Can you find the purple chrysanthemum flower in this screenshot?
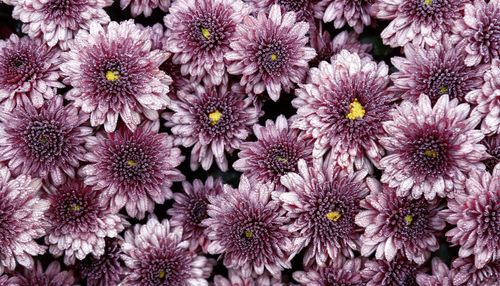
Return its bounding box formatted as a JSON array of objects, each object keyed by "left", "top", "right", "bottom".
[
  {"left": 225, "top": 4, "right": 316, "bottom": 101},
  {"left": 451, "top": 0, "right": 500, "bottom": 66},
  {"left": 316, "top": 0, "right": 373, "bottom": 33},
  {"left": 121, "top": 0, "right": 170, "bottom": 17},
  {"left": 356, "top": 178, "right": 445, "bottom": 264},
  {"left": 279, "top": 159, "right": 368, "bottom": 267},
  {"left": 233, "top": 115, "right": 313, "bottom": 189},
  {"left": 379, "top": 94, "right": 488, "bottom": 200},
  {"left": 203, "top": 175, "right": 295, "bottom": 277},
  {"left": 416, "top": 258, "right": 453, "bottom": 286},
  {"left": 451, "top": 257, "right": 500, "bottom": 286},
  {"left": 80, "top": 120, "right": 184, "bottom": 219},
  {"left": 292, "top": 50, "right": 393, "bottom": 173},
  {"left": 466, "top": 58, "right": 500, "bottom": 135},
  {"left": 79, "top": 237, "right": 124, "bottom": 286},
  {"left": 0, "top": 34, "right": 63, "bottom": 111},
  {"left": 361, "top": 256, "right": 423, "bottom": 286},
  {"left": 293, "top": 257, "right": 365, "bottom": 285},
  {"left": 121, "top": 216, "right": 212, "bottom": 285},
  {"left": 60, "top": 20, "right": 171, "bottom": 132},
  {"left": 44, "top": 179, "right": 126, "bottom": 265},
  {"left": 390, "top": 40, "right": 487, "bottom": 104},
  {"left": 373, "top": 0, "right": 465, "bottom": 47},
  {"left": 442, "top": 168, "right": 499, "bottom": 269},
  {"left": 164, "top": 83, "right": 260, "bottom": 171},
  {"left": 214, "top": 270, "right": 282, "bottom": 286},
  {"left": 0, "top": 96, "right": 89, "bottom": 186},
  {"left": 164, "top": 0, "right": 250, "bottom": 86},
  {"left": 0, "top": 167, "right": 48, "bottom": 274},
  {"left": 248, "top": 0, "right": 319, "bottom": 22},
  {"left": 15, "top": 261, "right": 75, "bottom": 286},
  {"left": 482, "top": 134, "right": 500, "bottom": 173},
  {"left": 12, "top": 0, "right": 112, "bottom": 49},
  {"left": 167, "top": 176, "right": 223, "bottom": 252}
]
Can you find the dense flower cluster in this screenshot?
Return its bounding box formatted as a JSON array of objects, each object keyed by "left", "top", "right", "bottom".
[{"left": 0, "top": 0, "right": 498, "bottom": 284}]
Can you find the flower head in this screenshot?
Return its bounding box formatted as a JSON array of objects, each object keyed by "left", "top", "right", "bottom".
[
  {"left": 121, "top": 0, "right": 170, "bottom": 17},
  {"left": 225, "top": 4, "right": 316, "bottom": 101},
  {"left": 292, "top": 50, "right": 394, "bottom": 172},
  {"left": 248, "top": 0, "right": 318, "bottom": 22},
  {"left": 79, "top": 237, "right": 124, "bottom": 286},
  {"left": 0, "top": 95, "right": 89, "bottom": 186},
  {"left": 61, "top": 20, "right": 171, "bottom": 132},
  {"left": 482, "top": 134, "right": 500, "bottom": 173},
  {"left": 164, "top": 83, "right": 260, "bottom": 171},
  {"left": 316, "top": 0, "right": 373, "bottom": 33},
  {"left": 416, "top": 258, "right": 453, "bottom": 286},
  {"left": 293, "top": 257, "right": 365, "bottom": 285},
  {"left": 80, "top": 120, "right": 184, "bottom": 219},
  {"left": 0, "top": 34, "right": 63, "bottom": 111},
  {"left": 15, "top": 261, "right": 75, "bottom": 286},
  {"left": 361, "top": 256, "right": 423, "bottom": 286},
  {"left": 214, "top": 270, "right": 282, "bottom": 286},
  {"left": 379, "top": 94, "right": 488, "bottom": 200},
  {"left": 451, "top": 257, "right": 500, "bottom": 286}
]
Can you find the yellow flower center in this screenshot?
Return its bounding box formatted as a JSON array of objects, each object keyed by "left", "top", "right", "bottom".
[
  {"left": 325, "top": 211, "right": 342, "bottom": 222},
  {"left": 276, "top": 156, "right": 288, "bottom": 163},
  {"left": 158, "top": 269, "right": 166, "bottom": 279},
  {"left": 346, "top": 98, "right": 366, "bottom": 120},
  {"left": 244, "top": 230, "right": 253, "bottom": 238},
  {"left": 404, "top": 214, "right": 414, "bottom": 225},
  {"left": 424, "top": 149, "right": 438, "bottom": 158},
  {"left": 127, "top": 159, "right": 137, "bottom": 167},
  {"left": 270, "top": 53, "right": 278, "bottom": 61},
  {"left": 105, "top": 70, "right": 120, "bottom": 82},
  {"left": 208, "top": 109, "right": 222, "bottom": 126},
  {"left": 39, "top": 135, "right": 48, "bottom": 144},
  {"left": 423, "top": 0, "right": 433, "bottom": 5},
  {"left": 438, "top": 86, "right": 449, "bottom": 95},
  {"left": 68, "top": 203, "right": 81, "bottom": 212},
  {"left": 200, "top": 27, "right": 211, "bottom": 40}
]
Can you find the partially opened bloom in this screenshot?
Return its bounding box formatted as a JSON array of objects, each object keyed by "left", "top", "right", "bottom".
[
  {"left": 0, "top": 167, "right": 48, "bottom": 274},
  {"left": 292, "top": 50, "right": 394, "bottom": 172},
  {"left": 233, "top": 115, "right": 313, "bottom": 189},
  {"left": 79, "top": 237, "right": 124, "bottom": 286},
  {"left": 451, "top": 257, "right": 500, "bottom": 286},
  {"left": 80, "top": 120, "right": 184, "bottom": 219},
  {"left": 316, "top": 0, "right": 373, "bottom": 33},
  {"left": 204, "top": 175, "right": 295, "bottom": 277},
  {"left": 361, "top": 256, "right": 423, "bottom": 286},
  {"left": 164, "top": 83, "right": 260, "bottom": 171},
  {"left": 225, "top": 4, "right": 316, "bottom": 101},
  {"left": 373, "top": 0, "right": 465, "bottom": 47},
  {"left": 15, "top": 261, "right": 75, "bottom": 286},
  {"left": 61, "top": 20, "right": 171, "bottom": 132},
  {"left": 416, "top": 258, "right": 453, "bottom": 286},
  {"left": 164, "top": 0, "right": 250, "bottom": 85},
  {"left": 214, "top": 270, "right": 282, "bottom": 286},
  {"left": 121, "top": 216, "right": 211, "bottom": 285},
  {"left": 482, "top": 135, "right": 500, "bottom": 173},
  {"left": 293, "top": 257, "right": 365, "bottom": 285},
  {"left": 379, "top": 94, "right": 488, "bottom": 200},
  {"left": 0, "top": 34, "right": 63, "bottom": 110},
  {"left": 12, "top": 0, "right": 112, "bottom": 48},
  {"left": 121, "top": 0, "right": 170, "bottom": 17},
  {"left": 280, "top": 159, "right": 368, "bottom": 267},
  {"left": 168, "top": 176, "right": 223, "bottom": 252},
  {"left": 45, "top": 180, "right": 126, "bottom": 265},
  {"left": 451, "top": 0, "right": 500, "bottom": 66},
  {"left": 0, "top": 96, "right": 89, "bottom": 186}
]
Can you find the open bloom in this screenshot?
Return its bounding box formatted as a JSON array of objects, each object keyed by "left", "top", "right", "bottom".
[
  {"left": 61, "top": 20, "right": 171, "bottom": 132},
  {"left": 79, "top": 237, "right": 124, "bottom": 286},
  {"left": 121, "top": 0, "right": 170, "bottom": 17},
  {"left": 204, "top": 175, "right": 295, "bottom": 277},
  {"left": 225, "top": 4, "right": 316, "bottom": 101},
  {"left": 292, "top": 50, "right": 394, "bottom": 173},
  {"left": 416, "top": 258, "right": 453, "bottom": 286},
  {"left": 164, "top": 83, "right": 260, "bottom": 171},
  {"left": 379, "top": 94, "right": 488, "bottom": 200},
  {"left": 316, "top": 0, "right": 373, "bottom": 33},
  {"left": 361, "top": 256, "right": 423, "bottom": 286},
  {"left": 451, "top": 257, "right": 500, "bottom": 285},
  {"left": 164, "top": 0, "right": 250, "bottom": 86},
  {"left": 0, "top": 34, "right": 63, "bottom": 111},
  {"left": 15, "top": 261, "right": 75, "bottom": 286},
  {"left": 80, "top": 120, "right": 184, "bottom": 219},
  {"left": 293, "top": 258, "right": 365, "bottom": 285}
]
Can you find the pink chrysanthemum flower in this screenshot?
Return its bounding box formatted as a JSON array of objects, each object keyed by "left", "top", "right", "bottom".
[
  {"left": 361, "top": 256, "right": 424, "bottom": 286},
  {"left": 0, "top": 167, "right": 48, "bottom": 274},
  {"left": 15, "top": 261, "right": 75, "bottom": 286},
  {"left": 164, "top": 83, "right": 260, "bottom": 171},
  {"left": 373, "top": 0, "right": 465, "bottom": 48},
  {"left": 164, "top": 0, "right": 250, "bottom": 86},
  {"left": 79, "top": 237, "right": 124, "bottom": 286},
  {"left": 80, "top": 120, "right": 184, "bottom": 219},
  {"left": 293, "top": 257, "right": 365, "bottom": 285},
  {"left": 248, "top": 0, "right": 319, "bottom": 22},
  {"left": 0, "top": 34, "right": 63, "bottom": 111},
  {"left": 214, "top": 270, "right": 282, "bottom": 286},
  {"left": 451, "top": 0, "right": 500, "bottom": 66},
  {"left": 390, "top": 40, "right": 487, "bottom": 104},
  {"left": 466, "top": 58, "right": 500, "bottom": 135},
  {"left": 61, "top": 20, "right": 171, "bottom": 132},
  {"left": 203, "top": 175, "right": 295, "bottom": 277},
  {"left": 225, "top": 4, "right": 316, "bottom": 101},
  {"left": 168, "top": 176, "right": 223, "bottom": 252},
  {"left": 280, "top": 159, "right": 368, "bottom": 267},
  {"left": 416, "top": 258, "right": 453, "bottom": 286},
  {"left": 121, "top": 0, "right": 170, "bottom": 17},
  {"left": 44, "top": 180, "right": 126, "bottom": 265},
  {"left": 356, "top": 178, "right": 445, "bottom": 264},
  {"left": 442, "top": 168, "right": 499, "bottom": 269},
  {"left": 379, "top": 94, "right": 488, "bottom": 200},
  {"left": 315, "top": 0, "right": 373, "bottom": 33},
  {"left": 451, "top": 257, "right": 500, "bottom": 286},
  {"left": 121, "top": 216, "right": 212, "bottom": 285},
  {"left": 482, "top": 135, "right": 500, "bottom": 173},
  {"left": 12, "top": 0, "right": 112, "bottom": 49},
  {"left": 233, "top": 115, "right": 313, "bottom": 189},
  {"left": 292, "top": 50, "right": 393, "bottom": 172},
  {"left": 0, "top": 96, "right": 89, "bottom": 186}
]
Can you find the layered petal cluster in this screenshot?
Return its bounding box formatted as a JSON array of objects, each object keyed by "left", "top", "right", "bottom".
[
  {"left": 15, "top": 261, "right": 75, "bottom": 286},
  {"left": 214, "top": 270, "right": 282, "bottom": 286},
  {"left": 121, "top": 0, "right": 170, "bottom": 17},
  {"left": 79, "top": 237, "right": 124, "bottom": 286},
  {"left": 293, "top": 257, "right": 365, "bottom": 285},
  {"left": 450, "top": 257, "right": 500, "bottom": 285},
  {"left": 315, "top": 0, "right": 373, "bottom": 33},
  {"left": 416, "top": 258, "right": 453, "bottom": 286},
  {"left": 482, "top": 134, "right": 500, "bottom": 173},
  {"left": 248, "top": 0, "right": 319, "bottom": 22},
  {"left": 361, "top": 257, "right": 423, "bottom": 286}
]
